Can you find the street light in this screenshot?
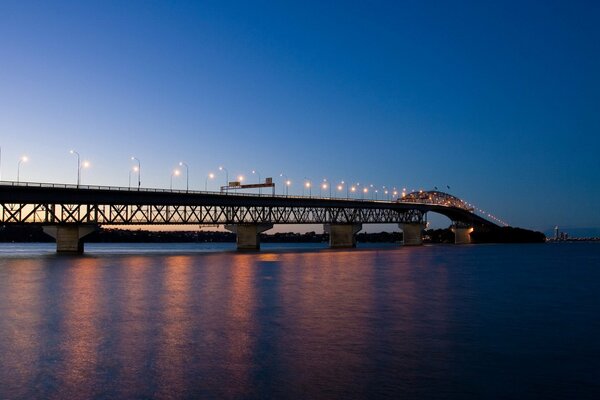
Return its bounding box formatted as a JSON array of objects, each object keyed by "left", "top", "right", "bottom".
[
  {"left": 131, "top": 157, "right": 141, "bottom": 190},
  {"left": 362, "top": 187, "right": 368, "bottom": 200},
  {"left": 129, "top": 166, "right": 138, "bottom": 189},
  {"left": 81, "top": 161, "right": 90, "bottom": 185},
  {"left": 205, "top": 172, "right": 215, "bottom": 191},
  {"left": 170, "top": 169, "right": 180, "bottom": 190},
  {"left": 17, "top": 156, "right": 28, "bottom": 183},
  {"left": 280, "top": 173, "right": 289, "bottom": 195},
  {"left": 304, "top": 178, "right": 312, "bottom": 197},
  {"left": 285, "top": 179, "right": 291, "bottom": 196},
  {"left": 320, "top": 180, "right": 330, "bottom": 198},
  {"left": 219, "top": 166, "right": 229, "bottom": 188},
  {"left": 69, "top": 150, "right": 81, "bottom": 187},
  {"left": 179, "top": 161, "right": 189, "bottom": 192}
]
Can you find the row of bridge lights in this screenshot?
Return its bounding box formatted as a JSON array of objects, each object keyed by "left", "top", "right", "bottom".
[
  {"left": 462, "top": 199, "right": 509, "bottom": 226},
  {"left": 5, "top": 152, "right": 93, "bottom": 186},
  {"left": 125, "top": 158, "right": 410, "bottom": 200},
  {"left": 7, "top": 152, "right": 407, "bottom": 199},
  {"left": 7, "top": 153, "right": 506, "bottom": 222},
  {"left": 11, "top": 153, "right": 414, "bottom": 201},
  {"left": 6, "top": 152, "right": 509, "bottom": 224}
]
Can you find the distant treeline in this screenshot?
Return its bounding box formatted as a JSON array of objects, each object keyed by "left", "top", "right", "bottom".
[{"left": 0, "top": 225, "right": 545, "bottom": 244}]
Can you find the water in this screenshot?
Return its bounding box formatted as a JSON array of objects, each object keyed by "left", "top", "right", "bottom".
[{"left": 0, "top": 242, "right": 599, "bottom": 399}]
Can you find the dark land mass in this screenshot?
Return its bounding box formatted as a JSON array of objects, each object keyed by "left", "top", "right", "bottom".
[{"left": 0, "top": 225, "right": 546, "bottom": 244}]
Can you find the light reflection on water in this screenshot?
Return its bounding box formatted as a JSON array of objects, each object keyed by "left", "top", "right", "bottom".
[{"left": 0, "top": 243, "right": 599, "bottom": 399}]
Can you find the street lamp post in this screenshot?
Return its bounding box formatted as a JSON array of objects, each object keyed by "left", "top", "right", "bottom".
[
  {"left": 205, "top": 172, "right": 215, "bottom": 191},
  {"left": 280, "top": 173, "right": 289, "bottom": 195},
  {"left": 304, "top": 178, "right": 312, "bottom": 197},
  {"left": 179, "top": 162, "right": 189, "bottom": 192},
  {"left": 70, "top": 150, "right": 81, "bottom": 187},
  {"left": 17, "top": 156, "right": 28, "bottom": 183},
  {"left": 131, "top": 157, "right": 141, "bottom": 190},
  {"left": 170, "top": 169, "right": 180, "bottom": 190},
  {"left": 219, "top": 166, "right": 228, "bottom": 191},
  {"left": 81, "top": 161, "right": 90, "bottom": 185},
  {"left": 320, "top": 181, "right": 329, "bottom": 198},
  {"left": 129, "top": 166, "right": 138, "bottom": 189}
]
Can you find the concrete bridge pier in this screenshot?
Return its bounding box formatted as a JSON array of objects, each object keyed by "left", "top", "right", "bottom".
[
  {"left": 452, "top": 226, "right": 473, "bottom": 244},
  {"left": 225, "top": 223, "right": 273, "bottom": 250},
  {"left": 324, "top": 223, "right": 362, "bottom": 248},
  {"left": 399, "top": 223, "right": 426, "bottom": 246},
  {"left": 42, "top": 224, "right": 98, "bottom": 254}
]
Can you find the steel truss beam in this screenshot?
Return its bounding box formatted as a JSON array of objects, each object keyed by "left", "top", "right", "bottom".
[{"left": 0, "top": 203, "right": 426, "bottom": 225}]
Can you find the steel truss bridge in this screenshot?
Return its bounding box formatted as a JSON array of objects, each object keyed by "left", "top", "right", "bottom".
[{"left": 0, "top": 182, "right": 497, "bottom": 228}]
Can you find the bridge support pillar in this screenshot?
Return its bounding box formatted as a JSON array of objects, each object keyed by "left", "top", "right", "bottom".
[
  {"left": 42, "top": 224, "right": 98, "bottom": 254},
  {"left": 399, "top": 223, "right": 426, "bottom": 246},
  {"left": 324, "top": 223, "right": 362, "bottom": 248},
  {"left": 452, "top": 227, "right": 473, "bottom": 244},
  {"left": 225, "top": 223, "right": 273, "bottom": 250}
]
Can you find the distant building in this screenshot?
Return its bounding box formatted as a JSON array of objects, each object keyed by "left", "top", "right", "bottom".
[{"left": 554, "top": 226, "right": 559, "bottom": 240}]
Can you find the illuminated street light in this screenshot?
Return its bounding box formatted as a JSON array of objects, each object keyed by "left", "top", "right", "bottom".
[
  {"left": 238, "top": 175, "right": 244, "bottom": 182},
  {"left": 280, "top": 173, "right": 291, "bottom": 195},
  {"left": 131, "top": 156, "right": 141, "bottom": 190},
  {"left": 69, "top": 150, "right": 81, "bottom": 187},
  {"left": 81, "top": 161, "right": 90, "bottom": 185},
  {"left": 362, "top": 187, "right": 368, "bottom": 200},
  {"left": 170, "top": 169, "right": 180, "bottom": 190},
  {"left": 179, "top": 161, "right": 189, "bottom": 192},
  {"left": 205, "top": 172, "right": 215, "bottom": 191},
  {"left": 320, "top": 179, "right": 329, "bottom": 198},
  {"left": 129, "top": 166, "right": 139, "bottom": 189},
  {"left": 17, "top": 156, "right": 28, "bottom": 183},
  {"left": 304, "top": 178, "right": 312, "bottom": 197},
  {"left": 219, "top": 166, "right": 229, "bottom": 187}
]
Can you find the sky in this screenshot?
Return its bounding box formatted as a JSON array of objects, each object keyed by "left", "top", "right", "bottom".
[{"left": 0, "top": 0, "right": 599, "bottom": 232}]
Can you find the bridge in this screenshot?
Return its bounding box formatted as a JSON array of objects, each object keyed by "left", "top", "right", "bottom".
[{"left": 0, "top": 181, "right": 499, "bottom": 253}]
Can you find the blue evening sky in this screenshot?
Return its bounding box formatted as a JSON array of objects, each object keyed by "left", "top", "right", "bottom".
[{"left": 1, "top": 0, "right": 599, "bottom": 232}]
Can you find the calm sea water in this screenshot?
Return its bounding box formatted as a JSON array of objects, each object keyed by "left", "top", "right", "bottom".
[{"left": 0, "top": 242, "right": 599, "bottom": 399}]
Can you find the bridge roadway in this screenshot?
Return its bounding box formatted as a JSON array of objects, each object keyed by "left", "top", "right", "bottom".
[{"left": 0, "top": 182, "right": 498, "bottom": 253}]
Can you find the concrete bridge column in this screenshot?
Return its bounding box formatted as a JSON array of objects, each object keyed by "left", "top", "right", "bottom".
[
  {"left": 399, "top": 223, "right": 426, "bottom": 246},
  {"left": 42, "top": 224, "right": 98, "bottom": 254},
  {"left": 324, "top": 223, "right": 362, "bottom": 248},
  {"left": 452, "top": 226, "right": 473, "bottom": 244},
  {"left": 225, "top": 223, "right": 273, "bottom": 250}
]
